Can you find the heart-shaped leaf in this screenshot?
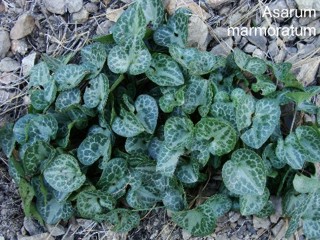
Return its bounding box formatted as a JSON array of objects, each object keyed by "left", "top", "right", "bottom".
[
  {"left": 195, "top": 118, "right": 237, "bottom": 156},
  {"left": 76, "top": 190, "right": 116, "bottom": 220},
  {"left": 170, "top": 45, "right": 226, "bottom": 75},
  {"left": 164, "top": 117, "right": 193, "bottom": 150},
  {"left": 126, "top": 186, "right": 162, "bottom": 209},
  {"left": 295, "top": 126, "right": 320, "bottom": 163},
  {"left": 84, "top": 73, "right": 110, "bottom": 111},
  {"left": 222, "top": 149, "right": 266, "bottom": 195},
  {"left": 159, "top": 86, "right": 185, "bottom": 113},
  {"left": 240, "top": 99, "right": 281, "bottom": 149},
  {"left": 28, "top": 115, "right": 58, "bottom": 143},
  {"left": 182, "top": 76, "right": 214, "bottom": 116},
  {"left": 112, "top": 108, "right": 145, "bottom": 138},
  {"left": 154, "top": 8, "right": 190, "bottom": 47},
  {"left": 105, "top": 208, "right": 140, "bottom": 232},
  {"left": 240, "top": 188, "right": 270, "bottom": 215},
  {"left": 81, "top": 42, "right": 107, "bottom": 78},
  {"left": 172, "top": 194, "right": 231, "bottom": 237},
  {"left": 55, "top": 88, "right": 81, "bottom": 111},
  {"left": 135, "top": 94, "right": 158, "bottom": 134},
  {"left": 252, "top": 75, "right": 276, "bottom": 96},
  {"left": 125, "top": 133, "right": 152, "bottom": 154},
  {"left": 107, "top": 40, "right": 151, "bottom": 75},
  {"left": 43, "top": 154, "right": 86, "bottom": 192},
  {"left": 234, "top": 48, "right": 267, "bottom": 75},
  {"left": 303, "top": 219, "right": 320, "bottom": 239},
  {"left": 54, "top": 64, "right": 88, "bottom": 91},
  {"left": 29, "top": 62, "right": 50, "bottom": 87},
  {"left": 146, "top": 53, "right": 184, "bottom": 86},
  {"left": 23, "top": 141, "right": 55, "bottom": 176},
  {"left": 13, "top": 114, "right": 37, "bottom": 144},
  {"left": 77, "top": 133, "right": 111, "bottom": 166},
  {"left": 156, "top": 144, "right": 184, "bottom": 177},
  {"left": 112, "top": 3, "right": 146, "bottom": 44},
  {"left": 137, "top": 0, "right": 164, "bottom": 29}
]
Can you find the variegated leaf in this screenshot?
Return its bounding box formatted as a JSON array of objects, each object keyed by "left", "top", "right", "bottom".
[
  {"left": 43, "top": 154, "right": 86, "bottom": 192},
  {"left": 222, "top": 149, "right": 266, "bottom": 195},
  {"left": 54, "top": 64, "right": 88, "bottom": 91}
]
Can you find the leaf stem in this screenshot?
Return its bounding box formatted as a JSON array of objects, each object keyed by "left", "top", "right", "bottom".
[
  {"left": 110, "top": 74, "right": 125, "bottom": 93},
  {"left": 290, "top": 106, "right": 298, "bottom": 133}
]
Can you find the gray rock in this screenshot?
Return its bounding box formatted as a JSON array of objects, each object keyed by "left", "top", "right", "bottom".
[
  {"left": 71, "top": 8, "right": 89, "bottom": 24},
  {"left": 271, "top": 219, "right": 285, "bottom": 238},
  {"left": 46, "top": 224, "right": 65, "bottom": 237},
  {"left": 253, "top": 216, "right": 271, "bottom": 229},
  {"left": 44, "top": 0, "right": 83, "bottom": 14},
  {"left": 308, "top": 19, "right": 320, "bottom": 35},
  {"left": 0, "top": 73, "right": 19, "bottom": 85},
  {"left": 0, "top": 57, "right": 20, "bottom": 72},
  {"left": 219, "top": 5, "right": 232, "bottom": 15},
  {"left": 18, "top": 233, "right": 54, "bottom": 240},
  {"left": 211, "top": 37, "right": 233, "bottom": 56},
  {"left": 295, "top": 0, "right": 320, "bottom": 11},
  {"left": 246, "top": 34, "right": 267, "bottom": 51},
  {"left": 228, "top": 12, "right": 242, "bottom": 26},
  {"left": 268, "top": 41, "right": 279, "bottom": 58},
  {"left": 297, "top": 43, "right": 316, "bottom": 58},
  {"left": 267, "top": 0, "right": 290, "bottom": 22},
  {"left": 11, "top": 39, "right": 28, "bottom": 55},
  {"left": 243, "top": 44, "right": 256, "bottom": 53},
  {"left": 238, "top": 37, "right": 248, "bottom": 49},
  {"left": 274, "top": 49, "right": 287, "bottom": 63},
  {"left": 279, "top": 25, "right": 296, "bottom": 42},
  {"left": 228, "top": 211, "right": 240, "bottom": 223},
  {"left": 299, "top": 14, "right": 319, "bottom": 26},
  {"left": 296, "top": 57, "right": 320, "bottom": 86},
  {"left": 10, "top": 13, "right": 35, "bottom": 40},
  {"left": 182, "top": 229, "right": 191, "bottom": 240},
  {"left": 96, "top": 20, "right": 114, "bottom": 35},
  {"left": 22, "top": 52, "right": 37, "bottom": 76},
  {"left": 205, "top": 0, "right": 234, "bottom": 9},
  {"left": 286, "top": 0, "right": 297, "bottom": 9},
  {"left": 211, "top": 27, "right": 230, "bottom": 39},
  {"left": 188, "top": 16, "right": 211, "bottom": 51},
  {"left": 252, "top": 48, "right": 266, "bottom": 59},
  {"left": 0, "top": 31, "right": 10, "bottom": 59},
  {"left": 23, "top": 217, "right": 43, "bottom": 236},
  {"left": 84, "top": 2, "right": 98, "bottom": 13}
]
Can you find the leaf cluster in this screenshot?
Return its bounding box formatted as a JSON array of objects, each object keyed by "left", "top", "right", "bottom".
[{"left": 1, "top": 0, "right": 320, "bottom": 237}]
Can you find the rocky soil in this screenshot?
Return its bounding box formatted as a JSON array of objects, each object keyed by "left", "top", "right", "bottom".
[{"left": 0, "top": 0, "right": 319, "bottom": 239}]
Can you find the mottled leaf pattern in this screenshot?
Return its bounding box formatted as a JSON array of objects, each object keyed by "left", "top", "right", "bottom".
[
  {"left": 54, "top": 64, "right": 88, "bottom": 91},
  {"left": 0, "top": 123, "right": 15, "bottom": 158},
  {"left": 222, "top": 149, "right": 266, "bottom": 195},
  {"left": 138, "top": 0, "right": 164, "bottom": 29},
  {"left": 240, "top": 188, "right": 270, "bottom": 215},
  {"left": 112, "top": 109, "right": 144, "bottom": 138},
  {"left": 135, "top": 95, "right": 158, "bottom": 134},
  {"left": 156, "top": 144, "right": 184, "bottom": 177},
  {"left": 43, "top": 154, "right": 86, "bottom": 192},
  {"left": 77, "top": 133, "right": 111, "bottom": 165},
  {"left": 164, "top": 117, "right": 193, "bottom": 150},
  {"left": 154, "top": 8, "right": 190, "bottom": 47},
  {"left": 81, "top": 42, "right": 107, "bottom": 78},
  {"left": 29, "top": 62, "right": 50, "bottom": 87},
  {"left": 55, "top": 88, "right": 81, "bottom": 111},
  {"left": 170, "top": 45, "right": 226, "bottom": 75},
  {"left": 105, "top": 209, "right": 140, "bottom": 232},
  {"left": 146, "top": 53, "right": 184, "bottom": 86},
  {"left": 84, "top": 74, "right": 109, "bottom": 111},
  {"left": 195, "top": 118, "right": 237, "bottom": 156}
]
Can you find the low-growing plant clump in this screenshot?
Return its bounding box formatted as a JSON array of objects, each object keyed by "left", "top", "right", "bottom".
[{"left": 1, "top": 0, "right": 320, "bottom": 238}]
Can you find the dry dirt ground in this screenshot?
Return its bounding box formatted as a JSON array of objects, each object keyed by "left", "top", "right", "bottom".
[{"left": 0, "top": 0, "right": 319, "bottom": 239}]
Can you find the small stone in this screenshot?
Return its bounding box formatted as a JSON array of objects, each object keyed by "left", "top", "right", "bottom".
[
  {"left": 266, "top": 0, "right": 290, "bottom": 22},
  {"left": 295, "top": 0, "right": 320, "bottom": 11},
  {"left": 252, "top": 48, "right": 266, "bottom": 59},
  {"left": 0, "top": 30, "right": 10, "bottom": 59},
  {"left": 0, "top": 73, "right": 19, "bottom": 85},
  {"left": 308, "top": 19, "right": 320, "bottom": 35},
  {"left": 279, "top": 25, "right": 296, "bottom": 42},
  {"left": 243, "top": 44, "right": 256, "bottom": 53},
  {"left": 297, "top": 43, "right": 316, "bottom": 58},
  {"left": 0, "top": 57, "right": 20, "bottom": 72},
  {"left": 268, "top": 41, "right": 279, "bottom": 58},
  {"left": 271, "top": 219, "right": 285, "bottom": 238},
  {"left": 71, "top": 8, "right": 89, "bottom": 24},
  {"left": 228, "top": 211, "right": 240, "bottom": 223},
  {"left": 205, "top": 0, "right": 234, "bottom": 9},
  {"left": 77, "top": 219, "right": 96, "bottom": 229},
  {"left": 44, "top": 0, "right": 83, "bottom": 14},
  {"left": 188, "top": 16, "right": 211, "bottom": 51},
  {"left": 211, "top": 27, "right": 230, "bottom": 39},
  {"left": 106, "top": 7, "right": 125, "bottom": 22},
  {"left": 46, "top": 224, "right": 65, "bottom": 237},
  {"left": 182, "top": 229, "right": 192, "bottom": 240},
  {"left": 246, "top": 34, "right": 267, "bottom": 51},
  {"left": 165, "top": 0, "right": 210, "bottom": 20},
  {"left": 274, "top": 49, "right": 287, "bottom": 63},
  {"left": 211, "top": 37, "right": 233, "bottom": 56},
  {"left": 22, "top": 52, "right": 37, "bottom": 76},
  {"left": 0, "top": 1, "right": 6, "bottom": 12},
  {"left": 296, "top": 57, "right": 320, "bottom": 86},
  {"left": 299, "top": 14, "right": 318, "bottom": 26},
  {"left": 253, "top": 216, "right": 271, "bottom": 229},
  {"left": 10, "top": 13, "right": 35, "bottom": 40},
  {"left": 18, "top": 233, "right": 54, "bottom": 240},
  {"left": 23, "top": 217, "right": 43, "bottom": 236},
  {"left": 84, "top": 2, "right": 98, "bottom": 13},
  {"left": 96, "top": 20, "right": 114, "bottom": 35},
  {"left": 219, "top": 5, "right": 232, "bottom": 15},
  {"left": 228, "top": 12, "right": 242, "bottom": 26},
  {"left": 11, "top": 39, "right": 28, "bottom": 55}
]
